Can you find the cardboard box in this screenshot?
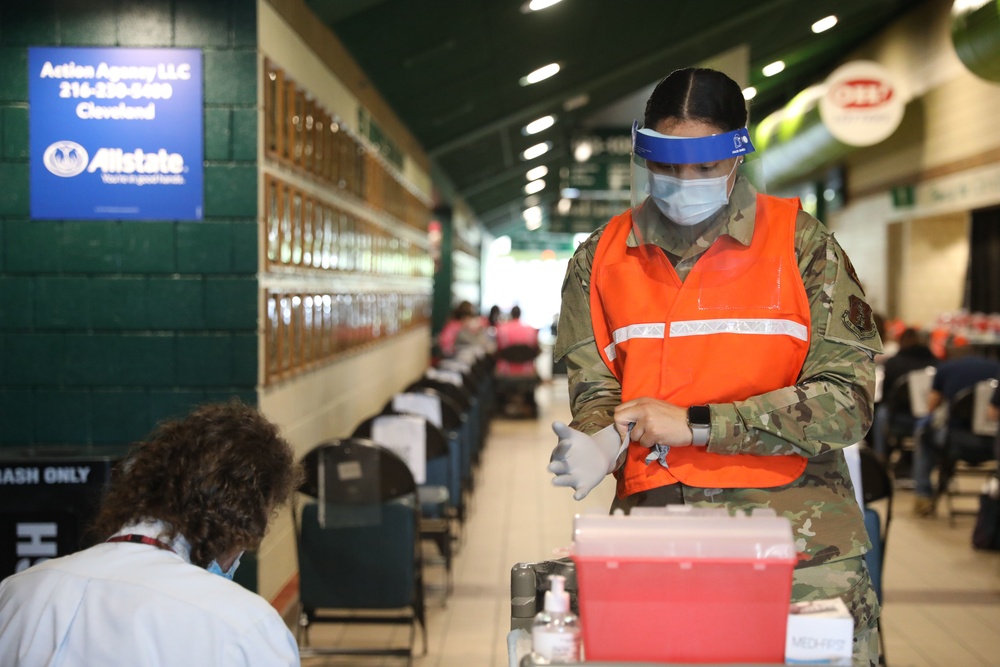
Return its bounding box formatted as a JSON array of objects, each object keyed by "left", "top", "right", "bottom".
[{"left": 785, "top": 597, "right": 854, "bottom": 666}]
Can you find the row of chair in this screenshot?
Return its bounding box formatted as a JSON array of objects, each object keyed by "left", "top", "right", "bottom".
[
  {"left": 292, "top": 348, "right": 497, "bottom": 663},
  {"left": 877, "top": 368, "right": 998, "bottom": 523}
]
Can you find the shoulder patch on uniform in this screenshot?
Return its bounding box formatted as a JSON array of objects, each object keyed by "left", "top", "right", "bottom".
[
  {"left": 842, "top": 295, "right": 877, "bottom": 340},
  {"left": 839, "top": 247, "right": 865, "bottom": 295}
]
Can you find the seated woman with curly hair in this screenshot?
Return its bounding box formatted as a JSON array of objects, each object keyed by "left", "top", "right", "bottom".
[{"left": 0, "top": 401, "right": 304, "bottom": 667}]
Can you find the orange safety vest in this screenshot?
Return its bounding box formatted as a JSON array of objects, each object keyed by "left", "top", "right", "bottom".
[{"left": 590, "top": 194, "right": 811, "bottom": 498}]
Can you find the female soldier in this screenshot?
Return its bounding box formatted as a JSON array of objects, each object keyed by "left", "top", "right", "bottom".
[{"left": 548, "top": 67, "right": 882, "bottom": 666}]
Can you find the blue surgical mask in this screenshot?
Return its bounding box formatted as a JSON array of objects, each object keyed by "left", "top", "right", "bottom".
[
  {"left": 207, "top": 551, "right": 243, "bottom": 580},
  {"left": 648, "top": 161, "right": 739, "bottom": 226}
]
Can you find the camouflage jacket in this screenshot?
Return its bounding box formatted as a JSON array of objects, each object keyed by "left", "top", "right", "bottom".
[{"left": 554, "top": 177, "right": 883, "bottom": 566}]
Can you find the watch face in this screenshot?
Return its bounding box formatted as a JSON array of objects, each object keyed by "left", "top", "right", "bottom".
[{"left": 689, "top": 405, "right": 711, "bottom": 425}]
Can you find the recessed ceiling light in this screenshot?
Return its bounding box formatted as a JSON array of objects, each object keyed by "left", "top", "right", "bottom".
[
  {"left": 521, "top": 141, "right": 552, "bottom": 161},
  {"left": 526, "top": 165, "right": 549, "bottom": 181},
  {"left": 573, "top": 142, "right": 593, "bottom": 163},
  {"left": 520, "top": 63, "right": 560, "bottom": 86},
  {"left": 762, "top": 61, "right": 785, "bottom": 77},
  {"left": 523, "top": 115, "right": 556, "bottom": 135},
  {"left": 812, "top": 15, "right": 838, "bottom": 33},
  {"left": 742, "top": 86, "right": 757, "bottom": 101},
  {"left": 557, "top": 198, "right": 573, "bottom": 215},
  {"left": 524, "top": 179, "right": 546, "bottom": 195},
  {"left": 528, "top": 0, "right": 562, "bottom": 11},
  {"left": 523, "top": 206, "right": 543, "bottom": 225}
]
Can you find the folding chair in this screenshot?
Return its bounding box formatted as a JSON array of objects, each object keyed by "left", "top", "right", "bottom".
[
  {"left": 852, "top": 444, "right": 894, "bottom": 667},
  {"left": 408, "top": 376, "right": 484, "bottom": 469},
  {"left": 494, "top": 344, "right": 541, "bottom": 419},
  {"left": 352, "top": 413, "right": 457, "bottom": 592},
  {"left": 939, "top": 380, "right": 999, "bottom": 526},
  {"left": 881, "top": 367, "right": 936, "bottom": 484},
  {"left": 294, "top": 438, "right": 427, "bottom": 663},
  {"left": 386, "top": 389, "right": 474, "bottom": 502}
]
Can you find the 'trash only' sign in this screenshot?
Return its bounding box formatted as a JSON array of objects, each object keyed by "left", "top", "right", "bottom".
[{"left": 28, "top": 47, "right": 203, "bottom": 221}]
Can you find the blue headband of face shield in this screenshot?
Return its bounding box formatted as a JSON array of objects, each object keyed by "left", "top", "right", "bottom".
[{"left": 631, "top": 121, "right": 755, "bottom": 164}]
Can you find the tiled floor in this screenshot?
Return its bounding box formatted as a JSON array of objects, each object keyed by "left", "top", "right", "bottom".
[{"left": 295, "top": 379, "right": 1000, "bottom": 667}]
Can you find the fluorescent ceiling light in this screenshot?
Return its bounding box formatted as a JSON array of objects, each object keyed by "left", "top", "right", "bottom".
[
  {"left": 523, "top": 115, "right": 556, "bottom": 135},
  {"left": 573, "top": 141, "right": 593, "bottom": 163},
  {"left": 812, "top": 15, "right": 838, "bottom": 33},
  {"left": 526, "top": 165, "right": 549, "bottom": 181},
  {"left": 524, "top": 179, "right": 546, "bottom": 195},
  {"left": 523, "top": 206, "right": 543, "bottom": 225},
  {"left": 742, "top": 86, "right": 757, "bottom": 101},
  {"left": 520, "top": 63, "right": 560, "bottom": 86},
  {"left": 528, "top": 0, "right": 562, "bottom": 10},
  {"left": 762, "top": 61, "right": 785, "bottom": 77},
  {"left": 521, "top": 141, "right": 552, "bottom": 161},
  {"left": 560, "top": 187, "right": 581, "bottom": 199}
]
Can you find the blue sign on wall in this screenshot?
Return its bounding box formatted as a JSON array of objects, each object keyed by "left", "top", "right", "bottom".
[{"left": 29, "top": 47, "right": 203, "bottom": 221}]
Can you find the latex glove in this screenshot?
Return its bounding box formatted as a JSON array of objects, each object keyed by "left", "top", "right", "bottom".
[{"left": 548, "top": 422, "right": 622, "bottom": 500}]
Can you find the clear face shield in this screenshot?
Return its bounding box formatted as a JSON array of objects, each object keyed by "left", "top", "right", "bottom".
[{"left": 630, "top": 122, "right": 765, "bottom": 231}]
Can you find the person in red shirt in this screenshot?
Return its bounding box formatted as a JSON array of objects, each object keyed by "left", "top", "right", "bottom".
[
  {"left": 495, "top": 306, "right": 540, "bottom": 417},
  {"left": 495, "top": 306, "right": 539, "bottom": 376}
]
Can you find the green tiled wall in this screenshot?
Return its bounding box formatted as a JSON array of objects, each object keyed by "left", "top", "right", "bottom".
[{"left": 0, "top": 0, "right": 260, "bottom": 451}]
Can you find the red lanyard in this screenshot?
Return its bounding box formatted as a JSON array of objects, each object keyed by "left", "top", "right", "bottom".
[{"left": 106, "top": 534, "right": 175, "bottom": 553}]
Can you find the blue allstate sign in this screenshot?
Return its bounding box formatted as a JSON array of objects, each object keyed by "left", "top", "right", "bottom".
[{"left": 29, "top": 47, "right": 204, "bottom": 220}]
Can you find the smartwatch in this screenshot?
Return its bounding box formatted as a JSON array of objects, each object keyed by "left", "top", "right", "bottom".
[{"left": 687, "top": 405, "right": 711, "bottom": 446}]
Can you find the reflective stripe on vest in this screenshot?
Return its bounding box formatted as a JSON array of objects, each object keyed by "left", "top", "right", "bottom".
[
  {"left": 590, "top": 194, "right": 810, "bottom": 497},
  {"left": 605, "top": 318, "right": 808, "bottom": 361}
]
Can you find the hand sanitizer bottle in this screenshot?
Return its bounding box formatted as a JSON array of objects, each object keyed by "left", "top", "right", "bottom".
[{"left": 531, "top": 574, "right": 581, "bottom": 663}]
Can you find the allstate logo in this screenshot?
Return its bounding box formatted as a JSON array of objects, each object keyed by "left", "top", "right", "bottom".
[{"left": 43, "top": 141, "right": 89, "bottom": 177}]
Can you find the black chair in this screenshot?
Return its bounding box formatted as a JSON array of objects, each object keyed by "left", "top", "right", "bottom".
[
  {"left": 294, "top": 438, "right": 426, "bottom": 663},
  {"left": 881, "top": 367, "right": 935, "bottom": 483},
  {"left": 859, "top": 443, "right": 893, "bottom": 666},
  {"left": 938, "top": 381, "right": 998, "bottom": 526},
  {"left": 494, "top": 344, "right": 541, "bottom": 419},
  {"left": 352, "top": 413, "right": 457, "bottom": 590},
  {"left": 385, "top": 388, "right": 476, "bottom": 501}
]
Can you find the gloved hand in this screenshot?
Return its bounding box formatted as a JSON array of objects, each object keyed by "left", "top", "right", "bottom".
[{"left": 548, "top": 422, "right": 622, "bottom": 500}]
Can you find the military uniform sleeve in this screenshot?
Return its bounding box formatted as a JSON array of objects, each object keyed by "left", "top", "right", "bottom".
[
  {"left": 555, "top": 229, "right": 622, "bottom": 435},
  {"left": 708, "top": 211, "right": 883, "bottom": 457}
]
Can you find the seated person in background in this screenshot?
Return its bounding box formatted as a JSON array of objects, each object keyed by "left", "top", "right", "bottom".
[
  {"left": 0, "top": 401, "right": 304, "bottom": 667},
  {"left": 495, "top": 306, "right": 541, "bottom": 417},
  {"left": 438, "top": 300, "right": 477, "bottom": 357},
  {"left": 912, "top": 348, "right": 1000, "bottom": 516},
  {"left": 495, "top": 305, "right": 539, "bottom": 377},
  {"left": 870, "top": 327, "right": 939, "bottom": 458}
]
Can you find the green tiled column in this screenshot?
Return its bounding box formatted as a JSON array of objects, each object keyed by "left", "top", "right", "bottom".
[{"left": 0, "top": 0, "right": 260, "bottom": 453}]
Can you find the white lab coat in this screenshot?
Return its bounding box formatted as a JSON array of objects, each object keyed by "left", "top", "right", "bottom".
[{"left": 0, "top": 520, "right": 299, "bottom": 667}]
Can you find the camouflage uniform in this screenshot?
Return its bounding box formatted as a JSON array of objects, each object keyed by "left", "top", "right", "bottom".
[{"left": 554, "top": 177, "right": 883, "bottom": 667}]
